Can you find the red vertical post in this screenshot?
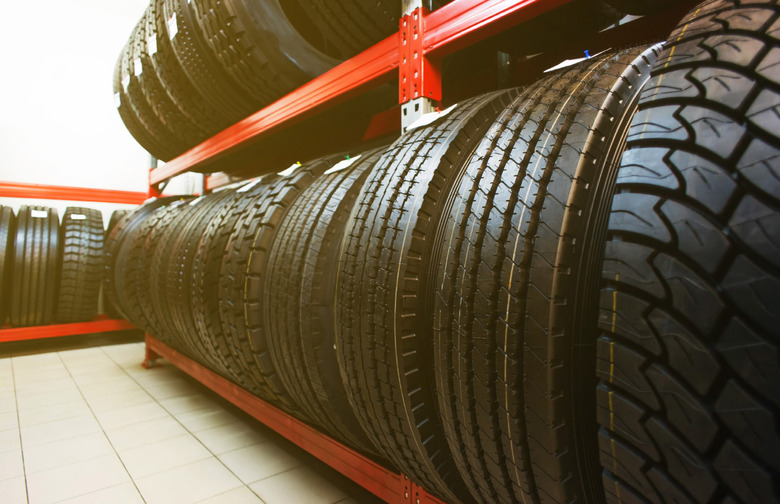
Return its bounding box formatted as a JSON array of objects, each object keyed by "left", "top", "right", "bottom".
[{"left": 399, "top": 7, "right": 442, "bottom": 105}]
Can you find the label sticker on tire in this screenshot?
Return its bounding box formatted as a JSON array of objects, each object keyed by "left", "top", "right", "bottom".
[
  {"left": 133, "top": 58, "right": 142, "bottom": 77},
  {"left": 70, "top": 214, "right": 87, "bottom": 220},
  {"left": 324, "top": 155, "right": 361, "bottom": 175},
  {"left": 31, "top": 210, "right": 48, "bottom": 219},
  {"left": 148, "top": 35, "right": 157, "bottom": 56},
  {"left": 168, "top": 14, "right": 178, "bottom": 39}
]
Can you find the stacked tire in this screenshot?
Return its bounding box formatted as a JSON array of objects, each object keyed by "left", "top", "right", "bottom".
[
  {"left": 109, "top": 1, "right": 779, "bottom": 502},
  {"left": 0, "top": 206, "right": 109, "bottom": 327}
]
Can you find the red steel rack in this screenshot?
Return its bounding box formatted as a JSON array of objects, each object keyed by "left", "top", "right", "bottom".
[
  {"left": 0, "top": 181, "right": 145, "bottom": 343},
  {"left": 138, "top": 1, "right": 693, "bottom": 502}
]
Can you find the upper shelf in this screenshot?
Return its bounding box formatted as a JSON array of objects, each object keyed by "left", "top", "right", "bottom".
[{"left": 149, "top": 0, "right": 574, "bottom": 185}]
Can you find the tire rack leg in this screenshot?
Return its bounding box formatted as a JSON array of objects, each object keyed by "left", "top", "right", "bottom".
[
  {"left": 400, "top": 5, "right": 442, "bottom": 131},
  {"left": 142, "top": 334, "right": 449, "bottom": 504}
]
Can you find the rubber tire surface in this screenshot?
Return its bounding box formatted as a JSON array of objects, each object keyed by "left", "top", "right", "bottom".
[
  {"left": 10, "top": 206, "right": 59, "bottom": 327},
  {"left": 596, "top": 1, "right": 780, "bottom": 503},
  {"left": 431, "top": 47, "right": 660, "bottom": 504},
  {"left": 281, "top": 0, "right": 399, "bottom": 59},
  {"left": 191, "top": 180, "right": 275, "bottom": 387},
  {"left": 262, "top": 148, "right": 386, "bottom": 454},
  {"left": 336, "top": 90, "right": 519, "bottom": 503},
  {"left": 104, "top": 197, "right": 180, "bottom": 321},
  {"left": 220, "top": 160, "right": 333, "bottom": 418},
  {"left": 163, "top": 190, "right": 235, "bottom": 370},
  {"left": 0, "top": 206, "right": 16, "bottom": 325},
  {"left": 56, "top": 207, "right": 104, "bottom": 323}
]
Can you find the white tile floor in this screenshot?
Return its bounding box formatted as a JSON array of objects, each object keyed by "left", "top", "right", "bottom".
[{"left": 0, "top": 342, "right": 384, "bottom": 504}]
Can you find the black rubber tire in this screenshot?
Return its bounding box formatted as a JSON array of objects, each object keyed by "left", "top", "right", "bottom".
[
  {"left": 113, "top": 34, "right": 169, "bottom": 160},
  {"left": 262, "top": 148, "right": 386, "bottom": 454},
  {"left": 191, "top": 0, "right": 339, "bottom": 113},
  {"left": 10, "top": 206, "right": 60, "bottom": 327},
  {"left": 219, "top": 160, "right": 333, "bottom": 416},
  {"left": 431, "top": 47, "right": 660, "bottom": 504},
  {"left": 147, "top": 0, "right": 235, "bottom": 142},
  {"left": 124, "top": 11, "right": 183, "bottom": 161},
  {"left": 336, "top": 90, "right": 518, "bottom": 503},
  {"left": 163, "top": 0, "right": 254, "bottom": 120},
  {"left": 0, "top": 206, "right": 16, "bottom": 325},
  {"left": 280, "top": 0, "right": 400, "bottom": 59},
  {"left": 166, "top": 190, "right": 237, "bottom": 371},
  {"left": 595, "top": 1, "right": 780, "bottom": 503},
  {"left": 104, "top": 197, "right": 178, "bottom": 321},
  {"left": 119, "top": 198, "right": 192, "bottom": 341},
  {"left": 106, "top": 210, "right": 129, "bottom": 239},
  {"left": 102, "top": 209, "right": 129, "bottom": 319},
  {"left": 135, "top": 2, "right": 209, "bottom": 156},
  {"left": 55, "top": 207, "right": 104, "bottom": 323},
  {"left": 605, "top": 0, "right": 685, "bottom": 15}
]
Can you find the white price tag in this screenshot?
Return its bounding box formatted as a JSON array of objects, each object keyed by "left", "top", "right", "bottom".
[
  {"left": 168, "top": 14, "right": 178, "bottom": 39},
  {"left": 406, "top": 104, "right": 458, "bottom": 131},
  {"left": 121, "top": 73, "right": 130, "bottom": 90},
  {"left": 70, "top": 214, "right": 87, "bottom": 220},
  {"left": 114, "top": 92, "right": 121, "bottom": 108},
  {"left": 31, "top": 210, "right": 48, "bottom": 218},
  {"left": 147, "top": 35, "right": 157, "bottom": 56},
  {"left": 324, "top": 155, "right": 361, "bottom": 175},
  {"left": 133, "top": 58, "right": 142, "bottom": 77},
  {"left": 237, "top": 179, "right": 261, "bottom": 193},
  {"left": 277, "top": 162, "right": 301, "bottom": 177}
]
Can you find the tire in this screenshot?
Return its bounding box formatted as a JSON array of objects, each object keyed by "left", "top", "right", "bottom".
[
  {"left": 113, "top": 36, "right": 169, "bottom": 160},
  {"left": 106, "top": 210, "right": 129, "bottom": 239},
  {"left": 10, "top": 206, "right": 59, "bottom": 327},
  {"left": 336, "top": 90, "right": 518, "bottom": 503},
  {"left": 104, "top": 197, "right": 179, "bottom": 321},
  {"left": 219, "top": 160, "right": 333, "bottom": 416},
  {"left": 605, "top": 0, "right": 685, "bottom": 15},
  {"left": 431, "top": 46, "right": 660, "bottom": 504},
  {"left": 56, "top": 207, "right": 104, "bottom": 323},
  {"left": 280, "top": 0, "right": 400, "bottom": 59},
  {"left": 596, "top": 2, "right": 780, "bottom": 503},
  {"left": 0, "top": 206, "right": 16, "bottom": 325},
  {"left": 103, "top": 210, "right": 129, "bottom": 319},
  {"left": 148, "top": 0, "right": 235, "bottom": 141},
  {"left": 135, "top": 2, "right": 209, "bottom": 156},
  {"left": 166, "top": 189, "right": 236, "bottom": 371},
  {"left": 124, "top": 11, "right": 182, "bottom": 161},
  {"left": 118, "top": 198, "right": 192, "bottom": 341},
  {"left": 191, "top": 0, "right": 339, "bottom": 111},
  {"left": 262, "top": 148, "right": 386, "bottom": 454},
  {"left": 163, "top": 0, "right": 254, "bottom": 120}
]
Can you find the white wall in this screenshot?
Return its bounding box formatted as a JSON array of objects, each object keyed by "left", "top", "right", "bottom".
[{"left": 0, "top": 0, "right": 197, "bottom": 224}]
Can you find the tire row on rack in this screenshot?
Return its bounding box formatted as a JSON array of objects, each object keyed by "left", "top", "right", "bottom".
[
  {"left": 113, "top": 0, "right": 404, "bottom": 162},
  {"left": 0, "top": 206, "right": 126, "bottom": 327},
  {"left": 109, "top": 1, "right": 780, "bottom": 503},
  {"left": 113, "top": 0, "right": 670, "bottom": 163}
]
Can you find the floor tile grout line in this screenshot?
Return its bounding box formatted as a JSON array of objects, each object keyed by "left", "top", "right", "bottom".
[
  {"left": 47, "top": 480, "right": 139, "bottom": 504},
  {"left": 56, "top": 350, "right": 148, "bottom": 504},
  {"left": 100, "top": 344, "right": 269, "bottom": 503},
  {"left": 10, "top": 357, "right": 31, "bottom": 504}
]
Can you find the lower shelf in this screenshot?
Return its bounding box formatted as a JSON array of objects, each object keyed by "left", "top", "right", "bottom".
[
  {"left": 143, "top": 334, "right": 448, "bottom": 504},
  {"left": 0, "top": 317, "right": 136, "bottom": 343}
]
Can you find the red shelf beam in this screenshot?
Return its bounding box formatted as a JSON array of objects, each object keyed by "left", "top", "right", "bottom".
[
  {"left": 150, "top": 0, "right": 575, "bottom": 184},
  {"left": 144, "top": 335, "right": 449, "bottom": 504},
  {"left": 0, "top": 318, "right": 136, "bottom": 344},
  {"left": 0, "top": 181, "right": 148, "bottom": 205}
]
